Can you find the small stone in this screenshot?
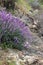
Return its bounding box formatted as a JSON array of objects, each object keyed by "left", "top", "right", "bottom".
[
  {"left": 24, "top": 56, "right": 38, "bottom": 64},
  {"left": 32, "top": 25, "right": 36, "bottom": 28},
  {"left": 39, "top": 60, "right": 43, "bottom": 65},
  {"left": 19, "top": 59, "right": 26, "bottom": 65}
]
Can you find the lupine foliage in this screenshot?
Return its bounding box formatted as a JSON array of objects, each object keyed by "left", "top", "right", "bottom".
[{"left": 0, "top": 11, "right": 32, "bottom": 50}]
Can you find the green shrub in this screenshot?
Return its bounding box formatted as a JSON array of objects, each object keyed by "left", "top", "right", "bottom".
[
  {"left": 1, "top": 29, "right": 25, "bottom": 50},
  {"left": 1, "top": 0, "right": 17, "bottom": 10},
  {"left": 39, "top": 0, "right": 43, "bottom": 4},
  {"left": 0, "top": 11, "right": 32, "bottom": 50}
]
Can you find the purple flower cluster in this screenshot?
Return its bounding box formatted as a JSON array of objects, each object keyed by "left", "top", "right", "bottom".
[{"left": 0, "top": 11, "right": 32, "bottom": 45}]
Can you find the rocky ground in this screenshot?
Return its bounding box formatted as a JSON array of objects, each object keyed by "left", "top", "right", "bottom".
[{"left": 0, "top": 48, "right": 43, "bottom": 65}]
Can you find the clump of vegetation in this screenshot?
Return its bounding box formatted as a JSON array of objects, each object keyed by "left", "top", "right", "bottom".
[
  {"left": 0, "top": 0, "right": 17, "bottom": 10},
  {"left": 17, "top": 0, "right": 31, "bottom": 13},
  {"left": 39, "top": 0, "right": 43, "bottom": 5},
  {"left": 0, "top": 0, "right": 32, "bottom": 13},
  {"left": 1, "top": 30, "right": 25, "bottom": 50},
  {"left": 0, "top": 11, "right": 32, "bottom": 50}
]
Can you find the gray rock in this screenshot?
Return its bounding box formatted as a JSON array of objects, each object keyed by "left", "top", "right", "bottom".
[
  {"left": 23, "top": 55, "right": 38, "bottom": 64},
  {"left": 30, "top": 0, "right": 40, "bottom": 10},
  {"left": 0, "top": 6, "right": 6, "bottom": 11},
  {"left": 37, "top": 21, "right": 43, "bottom": 37},
  {"left": 35, "top": 12, "right": 43, "bottom": 37}
]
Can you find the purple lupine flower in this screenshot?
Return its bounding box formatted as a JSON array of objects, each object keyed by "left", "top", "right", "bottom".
[{"left": 0, "top": 11, "right": 32, "bottom": 48}]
